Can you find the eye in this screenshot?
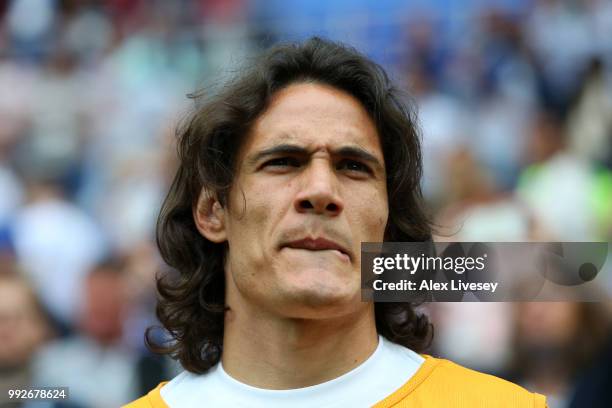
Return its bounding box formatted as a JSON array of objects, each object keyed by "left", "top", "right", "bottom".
[
  {"left": 337, "top": 159, "right": 372, "bottom": 174},
  {"left": 262, "top": 157, "right": 301, "bottom": 168}
]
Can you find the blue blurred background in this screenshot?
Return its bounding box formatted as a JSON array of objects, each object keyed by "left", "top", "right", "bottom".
[{"left": 0, "top": 0, "right": 611, "bottom": 407}]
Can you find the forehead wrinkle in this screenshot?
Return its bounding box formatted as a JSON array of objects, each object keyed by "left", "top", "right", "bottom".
[
  {"left": 250, "top": 119, "right": 382, "bottom": 151},
  {"left": 253, "top": 125, "right": 380, "bottom": 152}
]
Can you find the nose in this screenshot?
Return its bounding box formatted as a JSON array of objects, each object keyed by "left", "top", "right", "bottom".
[{"left": 294, "top": 160, "right": 344, "bottom": 216}]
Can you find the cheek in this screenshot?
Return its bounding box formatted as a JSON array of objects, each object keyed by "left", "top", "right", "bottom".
[
  {"left": 371, "top": 206, "right": 389, "bottom": 240},
  {"left": 351, "top": 188, "right": 388, "bottom": 240},
  {"left": 226, "top": 184, "right": 276, "bottom": 256}
]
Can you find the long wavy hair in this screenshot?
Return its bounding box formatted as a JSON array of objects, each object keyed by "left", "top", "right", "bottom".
[{"left": 148, "top": 37, "right": 433, "bottom": 373}]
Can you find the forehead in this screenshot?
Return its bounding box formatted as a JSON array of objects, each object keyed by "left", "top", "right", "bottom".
[{"left": 241, "top": 82, "right": 382, "bottom": 157}]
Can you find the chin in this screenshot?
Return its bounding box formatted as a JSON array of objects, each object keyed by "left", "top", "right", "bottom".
[
  {"left": 279, "top": 280, "right": 362, "bottom": 318},
  {"left": 264, "top": 261, "right": 362, "bottom": 317}
]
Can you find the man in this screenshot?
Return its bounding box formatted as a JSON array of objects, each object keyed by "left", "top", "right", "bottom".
[
  {"left": 126, "top": 38, "right": 547, "bottom": 407},
  {"left": 33, "top": 259, "right": 140, "bottom": 407},
  {"left": 0, "top": 268, "right": 51, "bottom": 407}
]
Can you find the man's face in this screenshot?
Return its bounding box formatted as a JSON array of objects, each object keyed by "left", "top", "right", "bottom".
[
  {"left": 0, "top": 279, "right": 47, "bottom": 367},
  {"left": 220, "top": 82, "right": 388, "bottom": 318}
]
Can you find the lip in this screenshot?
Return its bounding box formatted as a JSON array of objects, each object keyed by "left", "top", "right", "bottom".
[{"left": 283, "top": 237, "right": 352, "bottom": 261}]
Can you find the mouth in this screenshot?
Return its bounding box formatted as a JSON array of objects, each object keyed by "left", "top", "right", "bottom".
[{"left": 283, "top": 237, "right": 352, "bottom": 262}]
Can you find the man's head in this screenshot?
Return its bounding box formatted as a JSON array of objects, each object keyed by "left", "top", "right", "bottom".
[
  {"left": 152, "top": 38, "right": 432, "bottom": 373},
  {"left": 80, "top": 259, "right": 128, "bottom": 346},
  {"left": 196, "top": 81, "right": 388, "bottom": 320},
  {"left": 0, "top": 270, "right": 50, "bottom": 370}
]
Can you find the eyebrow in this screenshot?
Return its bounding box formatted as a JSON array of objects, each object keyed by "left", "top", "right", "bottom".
[{"left": 246, "top": 143, "right": 384, "bottom": 171}]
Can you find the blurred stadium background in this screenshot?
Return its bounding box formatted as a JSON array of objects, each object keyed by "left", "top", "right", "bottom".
[{"left": 0, "top": 0, "right": 611, "bottom": 407}]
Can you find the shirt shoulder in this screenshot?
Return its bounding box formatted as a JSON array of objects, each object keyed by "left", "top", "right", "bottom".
[
  {"left": 122, "top": 382, "right": 169, "bottom": 408},
  {"left": 374, "top": 355, "right": 547, "bottom": 408}
]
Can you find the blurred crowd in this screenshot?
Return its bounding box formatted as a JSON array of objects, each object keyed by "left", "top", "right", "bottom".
[{"left": 0, "top": 0, "right": 611, "bottom": 407}]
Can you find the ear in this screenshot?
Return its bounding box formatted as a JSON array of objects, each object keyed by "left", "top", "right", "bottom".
[{"left": 193, "top": 189, "right": 227, "bottom": 243}]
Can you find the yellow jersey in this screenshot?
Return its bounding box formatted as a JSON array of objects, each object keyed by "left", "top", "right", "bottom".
[{"left": 123, "top": 355, "right": 547, "bottom": 407}]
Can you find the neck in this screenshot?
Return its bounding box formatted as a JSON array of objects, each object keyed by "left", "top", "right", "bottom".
[{"left": 221, "top": 301, "right": 378, "bottom": 390}]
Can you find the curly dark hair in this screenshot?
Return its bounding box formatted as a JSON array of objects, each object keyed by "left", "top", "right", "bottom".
[{"left": 147, "top": 37, "right": 433, "bottom": 374}]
